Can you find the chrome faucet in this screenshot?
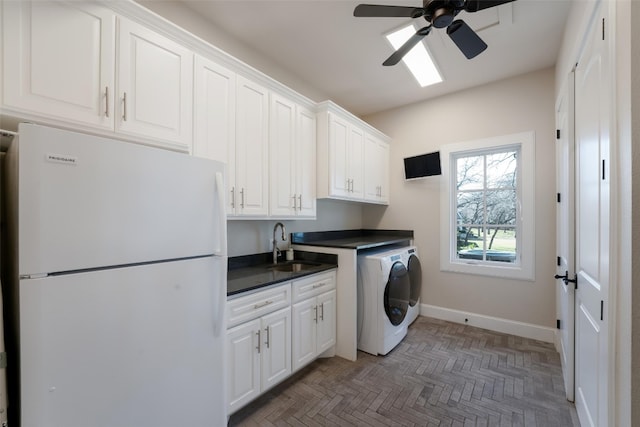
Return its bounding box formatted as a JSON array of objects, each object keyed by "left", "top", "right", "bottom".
[{"left": 272, "top": 222, "right": 287, "bottom": 264}]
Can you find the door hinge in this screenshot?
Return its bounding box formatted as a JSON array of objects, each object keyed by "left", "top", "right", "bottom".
[
  {"left": 556, "top": 129, "right": 560, "bottom": 139},
  {"left": 556, "top": 319, "right": 561, "bottom": 329},
  {"left": 557, "top": 193, "right": 561, "bottom": 203},
  {"left": 557, "top": 256, "right": 561, "bottom": 267}
]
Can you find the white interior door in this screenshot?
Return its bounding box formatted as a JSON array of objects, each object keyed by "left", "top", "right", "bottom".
[
  {"left": 573, "top": 2, "right": 611, "bottom": 426},
  {"left": 555, "top": 71, "right": 575, "bottom": 402}
]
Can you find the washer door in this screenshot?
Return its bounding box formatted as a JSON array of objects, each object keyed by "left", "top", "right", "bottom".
[
  {"left": 383, "top": 261, "right": 410, "bottom": 326},
  {"left": 408, "top": 254, "right": 422, "bottom": 307}
]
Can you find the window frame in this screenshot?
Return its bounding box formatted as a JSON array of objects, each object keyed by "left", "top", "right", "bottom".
[{"left": 440, "top": 131, "right": 536, "bottom": 281}]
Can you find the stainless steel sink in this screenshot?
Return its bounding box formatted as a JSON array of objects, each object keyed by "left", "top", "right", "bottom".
[{"left": 269, "top": 262, "right": 318, "bottom": 273}]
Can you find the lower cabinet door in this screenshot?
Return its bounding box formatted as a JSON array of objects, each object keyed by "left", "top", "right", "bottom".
[
  {"left": 317, "top": 290, "right": 337, "bottom": 354},
  {"left": 226, "top": 319, "right": 261, "bottom": 414},
  {"left": 292, "top": 298, "right": 317, "bottom": 372},
  {"left": 261, "top": 307, "right": 291, "bottom": 391}
]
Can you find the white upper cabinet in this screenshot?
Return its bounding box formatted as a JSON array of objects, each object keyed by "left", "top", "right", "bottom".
[
  {"left": 347, "top": 125, "right": 365, "bottom": 199},
  {"left": 193, "top": 55, "right": 236, "bottom": 211},
  {"left": 269, "top": 93, "right": 316, "bottom": 218},
  {"left": 232, "top": 75, "right": 269, "bottom": 217},
  {"left": 317, "top": 101, "right": 390, "bottom": 204},
  {"left": 2, "top": 2, "right": 193, "bottom": 151},
  {"left": 296, "top": 106, "right": 317, "bottom": 217},
  {"left": 2, "top": 1, "right": 115, "bottom": 129},
  {"left": 364, "top": 133, "right": 390, "bottom": 204},
  {"left": 116, "top": 17, "right": 193, "bottom": 148}
]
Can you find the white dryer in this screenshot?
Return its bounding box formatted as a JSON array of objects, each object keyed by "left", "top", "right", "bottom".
[
  {"left": 405, "top": 246, "right": 422, "bottom": 325},
  {"left": 357, "top": 247, "right": 411, "bottom": 355}
]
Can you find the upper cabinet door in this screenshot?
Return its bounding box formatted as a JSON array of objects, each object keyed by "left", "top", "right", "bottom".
[
  {"left": 296, "top": 106, "right": 317, "bottom": 217},
  {"left": 193, "top": 56, "right": 236, "bottom": 214},
  {"left": 269, "top": 93, "right": 296, "bottom": 217},
  {"left": 116, "top": 17, "right": 193, "bottom": 150},
  {"left": 235, "top": 75, "right": 269, "bottom": 217},
  {"left": 364, "top": 134, "right": 390, "bottom": 204},
  {"left": 328, "top": 113, "right": 350, "bottom": 198},
  {"left": 348, "top": 126, "right": 365, "bottom": 199},
  {"left": 2, "top": 1, "right": 115, "bottom": 129}
]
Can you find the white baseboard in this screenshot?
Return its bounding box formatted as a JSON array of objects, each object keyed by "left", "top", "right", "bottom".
[{"left": 420, "top": 303, "right": 556, "bottom": 343}]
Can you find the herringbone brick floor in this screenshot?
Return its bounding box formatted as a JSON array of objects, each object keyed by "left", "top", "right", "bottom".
[{"left": 229, "top": 316, "right": 577, "bottom": 426}]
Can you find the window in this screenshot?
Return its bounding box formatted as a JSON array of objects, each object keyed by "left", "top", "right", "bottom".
[{"left": 440, "top": 132, "right": 535, "bottom": 280}]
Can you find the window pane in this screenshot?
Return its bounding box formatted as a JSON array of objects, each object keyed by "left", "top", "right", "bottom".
[
  {"left": 457, "top": 225, "right": 484, "bottom": 254},
  {"left": 456, "top": 156, "right": 483, "bottom": 191},
  {"left": 485, "top": 190, "right": 517, "bottom": 225},
  {"left": 457, "top": 191, "right": 483, "bottom": 224},
  {"left": 484, "top": 227, "right": 517, "bottom": 263},
  {"left": 457, "top": 226, "right": 483, "bottom": 256},
  {"left": 486, "top": 150, "right": 517, "bottom": 189}
]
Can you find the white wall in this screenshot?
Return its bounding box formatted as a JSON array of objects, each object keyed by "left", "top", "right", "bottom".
[
  {"left": 227, "top": 199, "right": 363, "bottom": 257},
  {"left": 362, "top": 68, "right": 556, "bottom": 328}
]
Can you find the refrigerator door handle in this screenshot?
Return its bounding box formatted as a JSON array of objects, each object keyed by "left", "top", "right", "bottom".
[{"left": 214, "top": 172, "right": 227, "bottom": 257}]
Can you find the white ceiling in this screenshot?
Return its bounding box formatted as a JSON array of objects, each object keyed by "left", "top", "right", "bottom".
[{"left": 172, "top": 0, "right": 572, "bottom": 116}]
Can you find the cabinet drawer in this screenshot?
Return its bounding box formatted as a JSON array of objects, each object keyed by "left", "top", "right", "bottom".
[
  {"left": 227, "top": 283, "right": 291, "bottom": 328},
  {"left": 292, "top": 270, "right": 336, "bottom": 303}
]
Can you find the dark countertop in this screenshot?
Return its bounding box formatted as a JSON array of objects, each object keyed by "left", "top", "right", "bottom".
[
  {"left": 290, "top": 229, "right": 413, "bottom": 250},
  {"left": 227, "top": 250, "right": 338, "bottom": 297}
]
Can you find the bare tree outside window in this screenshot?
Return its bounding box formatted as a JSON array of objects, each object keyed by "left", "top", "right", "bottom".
[{"left": 455, "top": 148, "right": 519, "bottom": 263}]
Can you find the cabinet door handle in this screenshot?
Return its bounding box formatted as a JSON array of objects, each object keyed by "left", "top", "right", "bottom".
[
  {"left": 292, "top": 194, "right": 297, "bottom": 210},
  {"left": 298, "top": 194, "right": 302, "bottom": 210},
  {"left": 265, "top": 326, "right": 270, "bottom": 349},
  {"left": 240, "top": 188, "right": 245, "bottom": 208},
  {"left": 346, "top": 178, "right": 350, "bottom": 191},
  {"left": 230, "top": 187, "right": 235, "bottom": 208},
  {"left": 313, "top": 305, "right": 318, "bottom": 323},
  {"left": 253, "top": 300, "right": 273, "bottom": 309},
  {"left": 350, "top": 179, "right": 354, "bottom": 192},
  {"left": 104, "top": 86, "right": 109, "bottom": 118},
  {"left": 122, "top": 92, "right": 127, "bottom": 121},
  {"left": 320, "top": 302, "right": 324, "bottom": 321},
  {"left": 256, "top": 330, "right": 261, "bottom": 353}
]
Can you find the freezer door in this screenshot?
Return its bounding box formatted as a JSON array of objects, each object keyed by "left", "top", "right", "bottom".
[
  {"left": 15, "top": 123, "right": 227, "bottom": 275},
  {"left": 20, "top": 256, "right": 227, "bottom": 427}
]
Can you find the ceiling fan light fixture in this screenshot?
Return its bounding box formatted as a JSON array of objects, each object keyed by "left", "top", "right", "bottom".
[{"left": 385, "top": 24, "right": 443, "bottom": 87}]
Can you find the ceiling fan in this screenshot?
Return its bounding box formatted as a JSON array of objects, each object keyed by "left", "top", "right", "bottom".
[{"left": 354, "top": 0, "right": 516, "bottom": 65}]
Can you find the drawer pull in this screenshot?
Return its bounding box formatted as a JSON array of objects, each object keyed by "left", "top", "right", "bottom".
[
  {"left": 312, "top": 282, "right": 326, "bottom": 289},
  {"left": 253, "top": 300, "right": 273, "bottom": 309}
]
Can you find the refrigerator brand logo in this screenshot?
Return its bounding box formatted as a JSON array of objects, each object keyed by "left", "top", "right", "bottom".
[{"left": 46, "top": 153, "right": 77, "bottom": 165}]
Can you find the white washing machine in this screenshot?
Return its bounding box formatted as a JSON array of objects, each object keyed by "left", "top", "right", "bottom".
[{"left": 357, "top": 246, "right": 412, "bottom": 355}]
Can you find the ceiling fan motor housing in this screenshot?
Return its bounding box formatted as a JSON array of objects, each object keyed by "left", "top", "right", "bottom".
[{"left": 423, "top": 0, "right": 464, "bottom": 28}]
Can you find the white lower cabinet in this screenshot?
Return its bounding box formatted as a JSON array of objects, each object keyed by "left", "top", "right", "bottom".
[
  {"left": 291, "top": 271, "right": 337, "bottom": 372},
  {"left": 226, "top": 283, "right": 292, "bottom": 414},
  {"left": 226, "top": 269, "right": 336, "bottom": 414},
  {"left": 226, "top": 307, "right": 291, "bottom": 413}
]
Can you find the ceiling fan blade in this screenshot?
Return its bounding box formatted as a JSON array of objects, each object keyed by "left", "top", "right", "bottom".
[
  {"left": 383, "top": 26, "right": 431, "bottom": 66},
  {"left": 464, "top": 0, "right": 516, "bottom": 13},
  {"left": 447, "top": 20, "right": 487, "bottom": 59},
  {"left": 354, "top": 4, "right": 425, "bottom": 18}
]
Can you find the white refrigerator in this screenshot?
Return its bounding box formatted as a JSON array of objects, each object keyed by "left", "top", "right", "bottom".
[{"left": 5, "top": 124, "right": 227, "bottom": 426}]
